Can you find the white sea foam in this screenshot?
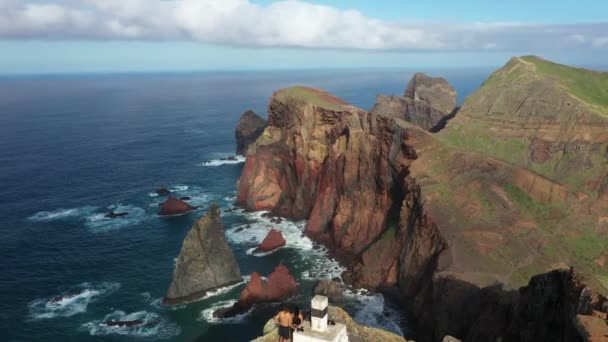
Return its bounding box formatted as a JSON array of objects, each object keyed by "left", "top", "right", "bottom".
[
  {"left": 84, "top": 205, "right": 146, "bottom": 233},
  {"left": 169, "top": 185, "right": 189, "bottom": 192},
  {"left": 227, "top": 211, "right": 345, "bottom": 280},
  {"left": 199, "top": 299, "right": 251, "bottom": 324},
  {"left": 28, "top": 206, "right": 98, "bottom": 221},
  {"left": 81, "top": 310, "right": 181, "bottom": 339},
  {"left": 199, "top": 279, "right": 246, "bottom": 300},
  {"left": 246, "top": 246, "right": 285, "bottom": 257},
  {"left": 344, "top": 290, "right": 404, "bottom": 336},
  {"left": 28, "top": 282, "right": 120, "bottom": 320},
  {"left": 202, "top": 155, "right": 245, "bottom": 167},
  {"left": 147, "top": 192, "right": 159, "bottom": 197}
]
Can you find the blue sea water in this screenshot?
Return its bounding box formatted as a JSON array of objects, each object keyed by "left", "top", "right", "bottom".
[{"left": 0, "top": 68, "right": 491, "bottom": 341}]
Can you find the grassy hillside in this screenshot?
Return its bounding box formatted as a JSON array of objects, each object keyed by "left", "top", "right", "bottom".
[
  {"left": 274, "top": 86, "right": 350, "bottom": 111},
  {"left": 520, "top": 56, "right": 608, "bottom": 115},
  {"left": 438, "top": 56, "right": 608, "bottom": 196}
]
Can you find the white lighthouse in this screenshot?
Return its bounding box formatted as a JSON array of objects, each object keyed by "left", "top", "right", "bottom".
[{"left": 293, "top": 295, "right": 348, "bottom": 342}]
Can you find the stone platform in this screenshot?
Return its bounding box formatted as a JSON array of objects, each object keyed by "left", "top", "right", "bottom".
[{"left": 293, "top": 320, "right": 348, "bottom": 342}]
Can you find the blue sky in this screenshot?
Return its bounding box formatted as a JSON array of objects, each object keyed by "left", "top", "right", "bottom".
[{"left": 0, "top": 0, "right": 607, "bottom": 74}]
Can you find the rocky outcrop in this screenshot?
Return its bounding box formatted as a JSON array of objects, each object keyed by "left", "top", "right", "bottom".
[
  {"left": 158, "top": 196, "right": 195, "bottom": 216},
  {"left": 253, "top": 306, "right": 411, "bottom": 342},
  {"left": 371, "top": 73, "right": 457, "bottom": 131},
  {"left": 253, "top": 229, "right": 286, "bottom": 253},
  {"left": 236, "top": 110, "right": 267, "bottom": 155},
  {"left": 162, "top": 204, "right": 241, "bottom": 305},
  {"left": 405, "top": 73, "right": 457, "bottom": 115},
  {"left": 214, "top": 263, "right": 297, "bottom": 318},
  {"left": 313, "top": 279, "right": 346, "bottom": 301}
]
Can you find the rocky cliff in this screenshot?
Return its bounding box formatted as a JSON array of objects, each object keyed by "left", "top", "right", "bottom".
[
  {"left": 371, "top": 72, "right": 457, "bottom": 131},
  {"left": 162, "top": 203, "right": 241, "bottom": 305},
  {"left": 236, "top": 110, "right": 267, "bottom": 155},
  {"left": 237, "top": 57, "right": 608, "bottom": 341}
]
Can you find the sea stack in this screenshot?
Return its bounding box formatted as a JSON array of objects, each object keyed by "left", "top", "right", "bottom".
[
  {"left": 253, "top": 229, "right": 286, "bottom": 254},
  {"left": 158, "top": 196, "right": 195, "bottom": 216},
  {"left": 213, "top": 263, "right": 297, "bottom": 318},
  {"left": 371, "top": 72, "right": 457, "bottom": 131},
  {"left": 235, "top": 110, "right": 267, "bottom": 155},
  {"left": 162, "top": 203, "right": 241, "bottom": 305}
]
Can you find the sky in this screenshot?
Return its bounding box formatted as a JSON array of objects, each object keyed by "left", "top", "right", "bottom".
[{"left": 0, "top": 0, "right": 607, "bottom": 74}]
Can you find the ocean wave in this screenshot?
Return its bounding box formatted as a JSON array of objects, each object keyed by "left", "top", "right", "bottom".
[
  {"left": 344, "top": 290, "right": 404, "bottom": 337},
  {"left": 28, "top": 206, "right": 98, "bottom": 221},
  {"left": 169, "top": 185, "right": 189, "bottom": 192},
  {"left": 246, "top": 246, "right": 285, "bottom": 257},
  {"left": 199, "top": 300, "right": 251, "bottom": 324},
  {"left": 28, "top": 282, "right": 120, "bottom": 320},
  {"left": 227, "top": 211, "right": 345, "bottom": 280},
  {"left": 202, "top": 155, "right": 245, "bottom": 167},
  {"left": 81, "top": 310, "right": 181, "bottom": 339},
  {"left": 84, "top": 205, "right": 146, "bottom": 233}
]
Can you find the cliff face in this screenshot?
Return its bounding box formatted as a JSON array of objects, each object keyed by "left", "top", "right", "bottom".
[
  {"left": 236, "top": 110, "right": 267, "bottom": 155},
  {"left": 237, "top": 57, "right": 608, "bottom": 341},
  {"left": 238, "top": 86, "right": 418, "bottom": 279},
  {"left": 371, "top": 73, "right": 457, "bottom": 131},
  {"left": 162, "top": 203, "right": 241, "bottom": 305}
]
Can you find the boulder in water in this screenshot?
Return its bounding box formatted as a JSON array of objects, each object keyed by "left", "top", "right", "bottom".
[
  {"left": 50, "top": 290, "right": 84, "bottom": 304},
  {"left": 155, "top": 188, "right": 171, "bottom": 196},
  {"left": 162, "top": 203, "right": 241, "bottom": 305},
  {"left": 104, "top": 319, "right": 146, "bottom": 328},
  {"left": 253, "top": 229, "right": 286, "bottom": 253},
  {"left": 104, "top": 211, "right": 129, "bottom": 219},
  {"left": 158, "top": 196, "right": 195, "bottom": 216},
  {"left": 213, "top": 263, "right": 297, "bottom": 318}
]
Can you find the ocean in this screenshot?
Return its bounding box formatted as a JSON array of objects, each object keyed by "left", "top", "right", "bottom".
[{"left": 0, "top": 68, "right": 490, "bottom": 341}]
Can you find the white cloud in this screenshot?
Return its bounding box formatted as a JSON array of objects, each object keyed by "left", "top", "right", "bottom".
[
  {"left": 0, "top": 0, "right": 606, "bottom": 52},
  {"left": 592, "top": 37, "right": 608, "bottom": 48}
]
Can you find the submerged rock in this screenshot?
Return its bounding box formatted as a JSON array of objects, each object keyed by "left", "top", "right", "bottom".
[
  {"left": 213, "top": 263, "right": 296, "bottom": 318},
  {"left": 253, "top": 229, "right": 286, "bottom": 254},
  {"left": 235, "top": 110, "right": 267, "bottom": 155},
  {"left": 162, "top": 203, "right": 241, "bottom": 305},
  {"left": 50, "top": 290, "right": 84, "bottom": 304},
  {"left": 104, "top": 211, "right": 128, "bottom": 219},
  {"left": 158, "top": 196, "right": 195, "bottom": 216},
  {"left": 155, "top": 188, "right": 171, "bottom": 196},
  {"left": 104, "top": 319, "right": 146, "bottom": 328}
]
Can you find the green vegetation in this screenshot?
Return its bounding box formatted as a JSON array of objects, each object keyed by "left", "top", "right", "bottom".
[
  {"left": 565, "top": 227, "right": 608, "bottom": 262},
  {"left": 275, "top": 86, "right": 348, "bottom": 111},
  {"left": 380, "top": 224, "right": 397, "bottom": 241},
  {"left": 521, "top": 56, "right": 608, "bottom": 115},
  {"left": 439, "top": 123, "right": 529, "bottom": 166},
  {"left": 597, "top": 274, "right": 608, "bottom": 291},
  {"left": 502, "top": 183, "right": 554, "bottom": 219}
]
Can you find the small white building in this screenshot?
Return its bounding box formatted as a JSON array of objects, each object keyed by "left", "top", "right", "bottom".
[{"left": 293, "top": 295, "right": 348, "bottom": 342}]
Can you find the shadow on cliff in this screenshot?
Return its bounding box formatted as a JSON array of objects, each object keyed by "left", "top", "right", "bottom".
[
  {"left": 403, "top": 269, "right": 587, "bottom": 342},
  {"left": 428, "top": 106, "right": 460, "bottom": 133}
]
